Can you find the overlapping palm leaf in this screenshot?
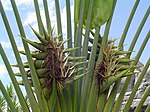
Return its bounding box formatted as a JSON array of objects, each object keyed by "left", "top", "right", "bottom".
[{"left": 0, "top": 0, "right": 149, "bottom": 112}]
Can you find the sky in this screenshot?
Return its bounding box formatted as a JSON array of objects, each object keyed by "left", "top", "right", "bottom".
[{"left": 0, "top": 0, "right": 150, "bottom": 86}]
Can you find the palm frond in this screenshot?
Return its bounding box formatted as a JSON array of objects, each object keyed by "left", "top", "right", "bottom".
[{"left": 0, "top": 0, "right": 149, "bottom": 112}]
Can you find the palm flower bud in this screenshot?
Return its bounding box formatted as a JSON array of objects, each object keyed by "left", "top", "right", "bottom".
[
  {"left": 13, "top": 27, "right": 86, "bottom": 99},
  {"left": 94, "top": 41, "right": 138, "bottom": 93}
]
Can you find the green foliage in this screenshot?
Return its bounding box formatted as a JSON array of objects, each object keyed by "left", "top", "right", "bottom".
[
  {"left": 75, "top": 0, "right": 113, "bottom": 28},
  {"left": 0, "top": 0, "right": 149, "bottom": 112},
  {"left": 0, "top": 84, "right": 30, "bottom": 112}
]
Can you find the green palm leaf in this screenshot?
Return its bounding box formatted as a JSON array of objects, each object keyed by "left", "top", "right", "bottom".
[{"left": 0, "top": 0, "right": 149, "bottom": 112}]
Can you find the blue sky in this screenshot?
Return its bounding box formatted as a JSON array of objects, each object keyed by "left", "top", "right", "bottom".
[{"left": 0, "top": 0, "right": 149, "bottom": 86}]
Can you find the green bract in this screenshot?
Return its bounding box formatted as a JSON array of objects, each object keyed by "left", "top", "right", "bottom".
[{"left": 75, "top": 0, "right": 113, "bottom": 28}]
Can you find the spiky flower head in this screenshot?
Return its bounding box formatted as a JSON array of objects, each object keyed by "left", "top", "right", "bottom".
[
  {"left": 13, "top": 27, "right": 86, "bottom": 99},
  {"left": 94, "top": 41, "right": 138, "bottom": 93}
]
